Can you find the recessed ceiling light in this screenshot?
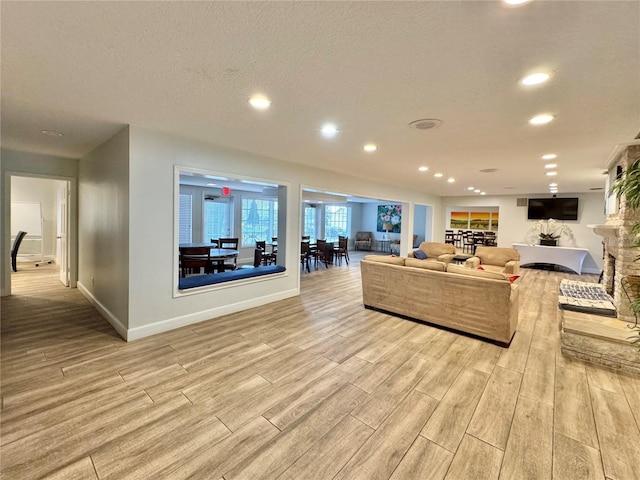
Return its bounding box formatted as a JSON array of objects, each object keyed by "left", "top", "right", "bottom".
[
  {"left": 503, "top": 0, "right": 532, "bottom": 5},
  {"left": 321, "top": 123, "right": 338, "bottom": 138},
  {"left": 447, "top": 178, "right": 455, "bottom": 183},
  {"left": 466, "top": 186, "right": 474, "bottom": 190},
  {"left": 549, "top": 183, "right": 558, "bottom": 187},
  {"left": 418, "top": 166, "right": 429, "bottom": 172},
  {"left": 546, "top": 171, "right": 558, "bottom": 176},
  {"left": 521, "top": 72, "right": 551, "bottom": 86},
  {"left": 542, "top": 153, "right": 557, "bottom": 160},
  {"left": 434, "top": 173, "right": 444, "bottom": 178},
  {"left": 480, "top": 192, "right": 486, "bottom": 195},
  {"left": 363, "top": 144, "right": 377, "bottom": 152},
  {"left": 529, "top": 114, "right": 555, "bottom": 125},
  {"left": 474, "top": 189, "right": 481, "bottom": 193},
  {"left": 248, "top": 95, "right": 271, "bottom": 110},
  {"left": 41, "top": 130, "right": 64, "bottom": 137},
  {"left": 544, "top": 163, "right": 558, "bottom": 169}
]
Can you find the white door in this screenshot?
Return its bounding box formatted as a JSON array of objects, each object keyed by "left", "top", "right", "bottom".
[{"left": 56, "top": 183, "right": 69, "bottom": 286}]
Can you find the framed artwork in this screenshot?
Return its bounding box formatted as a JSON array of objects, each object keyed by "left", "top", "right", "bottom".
[
  {"left": 491, "top": 212, "right": 499, "bottom": 230},
  {"left": 450, "top": 211, "right": 469, "bottom": 229},
  {"left": 377, "top": 204, "right": 402, "bottom": 233},
  {"left": 470, "top": 212, "right": 490, "bottom": 230}
]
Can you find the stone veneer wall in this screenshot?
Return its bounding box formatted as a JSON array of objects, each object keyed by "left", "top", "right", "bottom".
[{"left": 603, "top": 144, "right": 640, "bottom": 323}]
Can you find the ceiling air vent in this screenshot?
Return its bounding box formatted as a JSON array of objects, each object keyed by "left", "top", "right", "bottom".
[
  {"left": 204, "top": 195, "right": 220, "bottom": 201},
  {"left": 516, "top": 198, "right": 528, "bottom": 207},
  {"left": 408, "top": 119, "right": 442, "bottom": 130},
  {"left": 479, "top": 168, "right": 499, "bottom": 173},
  {"left": 590, "top": 187, "right": 604, "bottom": 191}
]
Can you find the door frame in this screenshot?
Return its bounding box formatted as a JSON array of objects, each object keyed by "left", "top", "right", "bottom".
[{"left": 2, "top": 171, "right": 77, "bottom": 296}]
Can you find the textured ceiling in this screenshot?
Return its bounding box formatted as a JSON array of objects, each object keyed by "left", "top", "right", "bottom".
[{"left": 1, "top": 1, "right": 638, "bottom": 197}]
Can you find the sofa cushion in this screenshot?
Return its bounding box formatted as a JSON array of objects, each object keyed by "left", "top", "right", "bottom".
[
  {"left": 405, "top": 258, "right": 447, "bottom": 271},
  {"left": 447, "top": 263, "right": 509, "bottom": 282},
  {"left": 413, "top": 249, "right": 427, "bottom": 260},
  {"left": 179, "top": 265, "right": 286, "bottom": 289},
  {"left": 363, "top": 255, "right": 406, "bottom": 266}
]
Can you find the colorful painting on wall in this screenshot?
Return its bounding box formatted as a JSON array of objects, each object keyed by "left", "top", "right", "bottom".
[
  {"left": 470, "top": 212, "right": 491, "bottom": 230},
  {"left": 491, "top": 212, "right": 499, "bottom": 230},
  {"left": 377, "top": 204, "right": 402, "bottom": 233},
  {"left": 450, "top": 211, "right": 469, "bottom": 229}
]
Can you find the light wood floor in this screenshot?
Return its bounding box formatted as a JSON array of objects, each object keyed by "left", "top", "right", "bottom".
[{"left": 2, "top": 254, "right": 640, "bottom": 480}]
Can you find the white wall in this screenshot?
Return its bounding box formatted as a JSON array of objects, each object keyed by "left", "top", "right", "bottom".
[
  {"left": 442, "top": 193, "right": 606, "bottom": 274},
  {"left": 1, "top": 149, "right": 79, "bottom": 296},
  {"left": 78, "top": 127, "right": 130, "bottom": 334},
  {"left": 127, "top": 126, "right": 442, "bottom": 339},
  {"left": 11, "top": 176, "right": 65, "bottom": 258}
]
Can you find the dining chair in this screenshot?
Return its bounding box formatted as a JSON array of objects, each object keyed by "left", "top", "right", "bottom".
[
  {"left": 256, "top": 240, "right": 277, "bottom": 265},
  {"left": 271, "top": 237, "right": 278, "bottom": 255},
  {"left": 218, "top": 238, "right": 239, "bottom": 270},
  {"left": 300, "top": 241, "right": 311, "bottom": 273},
  {"left": 179, "top": 246, "right": 211, "bottom": 277},
  {"left": 210, "top": 239, "right": 219, "bottom": 247},
  {"left": 462, "top": 231, "right": 475, "bottom": 253},
  {"left": 333, "top": 236, "right": 349, "bottom": 265},
  {"left": 444, "top": 230, "right": 455, "bottom": 245},
  {"left": 472, "top": 232, "right": 485, "bottom": 254},
  {"left": 313, "top": 239, "right": 331, "bottom": 268},
  {"left": 484, "top": 231, "right": 497, "bottom": 247}
]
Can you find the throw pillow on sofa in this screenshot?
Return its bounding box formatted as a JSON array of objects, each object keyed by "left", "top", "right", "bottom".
[{"left": 413, "top": 249, "right": 427, "bottom": 260}]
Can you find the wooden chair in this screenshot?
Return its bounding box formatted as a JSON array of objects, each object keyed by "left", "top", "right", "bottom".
[
  {"left": 445, "top": 230, "right": 455, "bottom": 245},
  {"left": 313, "top": 239, "right": 331, "bottom": 269},
  {"left": 472, "top": 232, "right": 485, "bottom": 254},
  {"left": 256, "top": 240, "right": 276, "bottom": 265},
  {"left": 484, "top": 231, "right": 497, "bottom": 247},
  {"left": 271, "top": 237, "right": 278, "bottom": 255},
  {"left": 462, "top": 231, "right": 475, "bottom": 253},
  {"left": 333, "top": 236, "right": 349, "bottom": 265},
  {"left": 300, "top": 241, "right": 311, "bottom": 273},
  {"left": 218, "top": 238, "right": 239, "bottom": 270},
  {"left": 179, "top": 246, "right": 211, "bottom": 277},
  {"left": 210, "top": 239, "right": 219, "bottom": 247}
]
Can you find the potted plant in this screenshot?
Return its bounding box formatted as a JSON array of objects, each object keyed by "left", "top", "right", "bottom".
[
  {"left": 611, "top": 156, "right": 640, "bottom": 349},
  {"left": 532, "top": 218, "right": 573, "bottom": 246}
]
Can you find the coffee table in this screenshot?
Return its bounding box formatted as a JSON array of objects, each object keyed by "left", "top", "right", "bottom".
[{"left": 452, "top": 254, "right": 472, "bottom": 265}]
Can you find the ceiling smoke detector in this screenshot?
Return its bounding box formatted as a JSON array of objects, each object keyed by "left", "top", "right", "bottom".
[{"left": 409, "top": 119, "right": 442, "bottom": 130}]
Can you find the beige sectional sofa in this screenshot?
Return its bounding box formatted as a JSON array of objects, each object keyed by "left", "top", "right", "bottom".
[{"left": 360, "top": 254, "right": 519, "bottom": 345}]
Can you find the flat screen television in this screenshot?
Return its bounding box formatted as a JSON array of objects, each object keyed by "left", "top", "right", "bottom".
[{"left": 527, "top": 197, "right": 578, "bottom": 220}]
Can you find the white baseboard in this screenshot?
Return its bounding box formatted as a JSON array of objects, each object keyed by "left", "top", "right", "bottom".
[
  {"left": 77, "top": 281, "right": 129, "bottom": 341},
  {"left": 127, "top": 288, "right": 298, "bottom": 341}
]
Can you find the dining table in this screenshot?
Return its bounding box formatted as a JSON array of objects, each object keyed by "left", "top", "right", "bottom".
[{"left": 179, "top": 243, "right": 239, "bottom": 273}]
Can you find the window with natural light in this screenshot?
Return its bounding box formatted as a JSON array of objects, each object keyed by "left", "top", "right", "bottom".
[
  {"left": 324, "top": 205, "right": 350, "bottom": 242},
  {"left": 303, "top": 205, "right": 317, "bottom": 242},
  {"left": 241, "top": 198, "right": 278, "bottom": 247},
  {"left": 179, "top": 193, "right": 192, "bottom": 243}
]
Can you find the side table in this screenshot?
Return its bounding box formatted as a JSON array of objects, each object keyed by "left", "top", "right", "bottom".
[{"left": 377, "top": 239, "right": 390, "bottom": 253}]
